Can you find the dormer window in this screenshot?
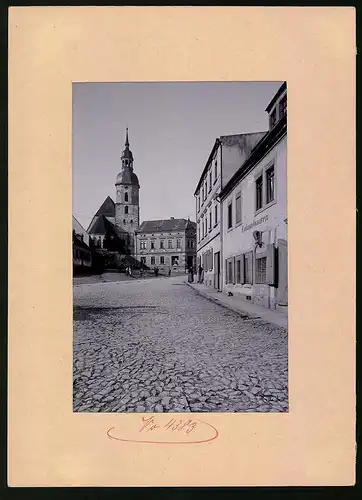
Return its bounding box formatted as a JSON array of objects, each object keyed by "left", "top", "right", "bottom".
[{"left": 269, "top": 108, "right": 277, "bottom": 129}]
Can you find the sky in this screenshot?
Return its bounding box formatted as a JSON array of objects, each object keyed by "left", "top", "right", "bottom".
[{"left": 72, "top": 81, "right": 282, "bottom": 230}]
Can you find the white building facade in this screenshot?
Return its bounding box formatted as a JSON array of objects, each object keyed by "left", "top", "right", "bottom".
[
  {"left": 220, "top": 82, "right": 287, "bottom": 310},
  {"left": 194, "top": 132, "right": 266, "bottom": 290}
]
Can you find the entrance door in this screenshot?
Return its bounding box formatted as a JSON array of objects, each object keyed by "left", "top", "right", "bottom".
[
  {"left": 277, "top": 239, "right": 288, "bottom": 306},
  {"left": 214, "top": 251, "right": 220, "bottom": 290}
]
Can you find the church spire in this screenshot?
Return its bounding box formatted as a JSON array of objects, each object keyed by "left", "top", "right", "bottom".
[{"left": 125, "top": 127, "right": 129, "bottom": 147}]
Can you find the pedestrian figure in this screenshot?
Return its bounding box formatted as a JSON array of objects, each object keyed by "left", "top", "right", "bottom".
[
  {"left": 188, "top": 266, "right": 194, "bottom": 283},
  {"left": 198, "top": 264, "right": 203, "bottom": 283},
  {"left": 154, "top": 266, "right": 159, "bottom": 277},
  {"left": 140, "top": 267, "right": 144, "bottom": 277},
  {"left": 168, "top": 268, "right": 171, "bottom": 277}
]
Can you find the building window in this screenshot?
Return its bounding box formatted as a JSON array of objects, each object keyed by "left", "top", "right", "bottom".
[
  {"left": 209, "top": 171, "right": 212, "bottom": 191},
  {"left": 125, "top": 192, "right": 128, "bottom": 202},
  {"left": 140, "top": 240, "right": 146, "bottom": 250},
  {"left": 172, "top": 256, "right": 179, "bottom": 266},
  {"left": 151, "top": 241, "right": 155, "bottom": 249},
  {"left": 198, "top": 226, "right": 201, "bottom": 241},
  {"left": 168, "top": 239, "right": 173, "bottom": 249},
  {"left": 244, "top": 253, "right": 253, "bottom": 284},
  {"left": 202, "top": 220, "right": 204, "bottom": 238},
  {"left": 202, "top": 186, "right": 204, "bottom": 202},
  {"left": 123, "top": 219, "right": 126, "bottom": 223},
  {"left": 214, "top": 159, "right": 217, "bottom": 181},
  {"left": 160, "top": 256, "right": 165, "bottom": 265},
  {"left": 235, "top": 194, "right": 241, "bottom": 224},
  {"left": 228, "top": 259, "right": 233, "bottom": 284},
  {"left": 227, "top": 202, "right": 233, "bottom": 229},
  {"left": 151, "top": 256, "right": 155, "bottom": 265},
  {"left": 255, "top": 257, "right": 267, "bottom": 284},
  {"left": 279, "top": 94, "right": 287, "bottom": 118},
  {"left": 266, "top": 165, "right": 275, "bottom": 204},
  {"left": 236, "top": 259, "right": 241, "bottom": 284},
  {"left": 125, "top": 205, "right": 128, "bottom": 214},
  {"left": 256, "top": 175, "right": 263, "bottom": 211},
  {"left": 214, "top": 204, "right": 218, "bottom": 225},
  {"left": 205, "top": 179, "right": 208, "bottom": 196},
  {"left": 140, "top": 257, "right": 146, "bottom": 265},
  {"left": 205, "top": 216, "right": 208, "bottom": 234},
  {"left": 176, "top": 239, "right": 181, "bottom": 249},
  {"left": 209, "top": 210, "right": 212, "bottom": 231},
  {"left": 269, "top": 108, "right": 277, "bottom": 129},
  {"left": 160, "top": 240, "right": 164, "bottom": 249}
]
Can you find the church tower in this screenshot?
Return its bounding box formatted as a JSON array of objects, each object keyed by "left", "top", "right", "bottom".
[{"left": 115, "top": 128, "right": 140, "bottom": 254}]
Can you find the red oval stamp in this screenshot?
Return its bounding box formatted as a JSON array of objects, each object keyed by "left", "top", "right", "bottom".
[{"left": 107, "top": 415, "right": 219, "bottom": 445}]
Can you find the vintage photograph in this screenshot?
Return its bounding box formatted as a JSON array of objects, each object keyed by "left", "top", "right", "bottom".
[{"left": 73, "top": 81, "right": 288, "bottom": 413}]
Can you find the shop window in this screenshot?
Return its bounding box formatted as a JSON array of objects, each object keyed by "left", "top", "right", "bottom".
[
  {"left": 255, "top": 257, "right": 267, "bottom": 284},
  {"left": 256, "top": 175, "right": 263, "bottom": 211},
  {"left": 236, "top": 259, "right": 241, "bottom": 284},
  {"left": 235, "top": 194, "right": 242, "bottom": 224},
  {"left": 228, "top": 202, "right": 233, "bottom": 229},
  {"left": 244, "top": 253, "right": 253, "bottom": 284},
  {"left": 266, "top": 165, "right": 275, "bottom": 204}
]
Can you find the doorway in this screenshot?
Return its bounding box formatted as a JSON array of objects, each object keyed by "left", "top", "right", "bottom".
[{"left": 214, "top": 251, "right": 220, "bottom": 290}]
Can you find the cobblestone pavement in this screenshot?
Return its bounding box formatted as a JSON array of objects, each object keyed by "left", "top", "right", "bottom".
[{"left": 73, "top": 275, "right": 288, "bottom": 413}]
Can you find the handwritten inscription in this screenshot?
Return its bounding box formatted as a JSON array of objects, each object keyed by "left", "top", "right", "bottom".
[
  {"left": 140, "top": 416, "right": 197, "bottom": 435},
  {"left": 107, "top": 415, "right": 218, "bottom": 445}
]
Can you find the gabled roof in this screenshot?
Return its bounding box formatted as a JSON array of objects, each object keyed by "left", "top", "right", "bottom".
[
  {"left": 136, "top": 218, "right": 195, "bottom": 234},
  {"left": 95, "top": 196, "right": 115, "bottom": 217},
  {"left": 90, "top": 214, "right": 128, "bottom": 237}
]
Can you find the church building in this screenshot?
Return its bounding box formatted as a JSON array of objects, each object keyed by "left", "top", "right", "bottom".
[{"left": 87, "top": 128, "right": 140, "bottom": 259}]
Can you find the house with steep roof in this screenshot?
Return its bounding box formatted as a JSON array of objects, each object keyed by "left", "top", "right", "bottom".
[{"left": 135, "top": 217, "right": 196, "bottom": 273}]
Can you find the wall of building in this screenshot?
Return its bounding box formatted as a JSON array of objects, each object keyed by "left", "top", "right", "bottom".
[
  {"left": 195, "top": 146, "right": 222, "bottom": 288},
  {"left": 136, "top": 230, "right": 193, "bottom": 273},
  {"left": 222, "top": 134, "right": 287, "bottom": 309},
  {"left": 220, "top": 132, "right": 266, "bottom": 189}
]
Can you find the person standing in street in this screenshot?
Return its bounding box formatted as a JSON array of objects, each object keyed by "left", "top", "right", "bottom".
[
  {"left": 198, "top": 264, "right": 203, "bottom": 283},
  {"left": 188, "top": 266, "right": 194, "bottom": 283}
]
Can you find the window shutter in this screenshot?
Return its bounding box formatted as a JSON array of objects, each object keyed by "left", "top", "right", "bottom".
[
  {"left": 266, "top": 244, "right": 276, "bottom": 285},
  {"left": 240, "top": 255, "right": 245, "bottom": 284}
]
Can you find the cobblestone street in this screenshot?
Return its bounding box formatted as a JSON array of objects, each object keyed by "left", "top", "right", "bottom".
[{"left": 73, "top": 275, "right": 288, "bottom": 413}]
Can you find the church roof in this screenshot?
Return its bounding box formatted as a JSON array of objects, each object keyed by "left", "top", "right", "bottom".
[
  {"left": 95, "top": 196, "right": 115, "bottom": 217},
  {"left": 137, "top": 218, "right": 196, "bottom": 233},
  {"left": 89, "top": 214, "right": 128, "bottom": 237}
]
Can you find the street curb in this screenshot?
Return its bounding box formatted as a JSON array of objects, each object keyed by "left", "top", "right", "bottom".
[
  {"left": 185, "top": 282, "right": 287, "bottom": 328},
  {"left": 185, "top": 282, "right": 258, "bottom": 321}
]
